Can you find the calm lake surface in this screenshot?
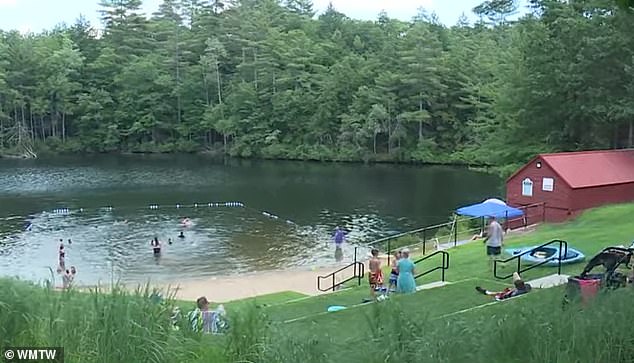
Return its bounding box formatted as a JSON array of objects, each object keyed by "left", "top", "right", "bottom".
[{"left": 0, "top": 155, "right": 501, "bottom": 285}]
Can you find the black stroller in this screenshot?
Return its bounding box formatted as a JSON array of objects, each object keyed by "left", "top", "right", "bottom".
[{"left": 564, "top": 245, "right": 634, "bottom": 304}]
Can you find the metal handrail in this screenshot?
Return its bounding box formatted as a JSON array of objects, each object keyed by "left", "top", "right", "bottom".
[
  {"left": 412, "top": 250, "right": 450, "bottom": 281},
  {"left": 317, "top": 261, "right": 365, "bottom": 292},
  {"left": 370, "top": 216, "right": 480, "bottom": 266},
  {"left": 493, "top": 239, "right": 568, "bottom": 279}
]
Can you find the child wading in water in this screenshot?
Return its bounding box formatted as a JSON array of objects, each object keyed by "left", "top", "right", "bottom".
[
  {"left": 368, "top": 248, "right": 384, "bottom": 299},
  {"left": 389, "top": 251, "right": 402, "bottom": 292}
]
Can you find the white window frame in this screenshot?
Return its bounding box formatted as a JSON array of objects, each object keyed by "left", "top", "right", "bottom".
[
  {"left": 522, "top": 178, "right": 533, "bottom": 197},
  {"left": 542, "top": 177, "right": 554, "bottom": 192}
]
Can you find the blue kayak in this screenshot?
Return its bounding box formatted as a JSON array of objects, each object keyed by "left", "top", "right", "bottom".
[{"left": 506, "top": 245, "right": 585, "bottom": 266}]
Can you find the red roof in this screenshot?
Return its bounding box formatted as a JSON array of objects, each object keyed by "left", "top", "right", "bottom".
[{"left": 510, "top": 149, "right": 634, "bottom": 189}]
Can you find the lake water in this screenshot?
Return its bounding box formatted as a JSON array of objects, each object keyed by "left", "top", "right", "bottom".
[{"left": 0, "top": 155, "right": 501, "bottom": 285}]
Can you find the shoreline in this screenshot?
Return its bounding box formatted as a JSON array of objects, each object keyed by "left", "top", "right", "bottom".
[
  {"left": 7, "top": 148, "right": 494, "bottom": 169},
  {"left": 74, "top": 263, "right": 360, "bottom": 303}
]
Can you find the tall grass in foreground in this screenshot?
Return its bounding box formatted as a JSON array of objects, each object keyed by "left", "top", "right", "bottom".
[
  {"left": 0, "top": 279, "right": 225, "bottom": 363},
  {"left": 1, "top": 278, "right": 634, "bottom": 363}
]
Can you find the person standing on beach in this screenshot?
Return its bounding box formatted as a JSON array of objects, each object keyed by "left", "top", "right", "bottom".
[{"left": 483, "top": 216, "right": 504, "bottom": 270}]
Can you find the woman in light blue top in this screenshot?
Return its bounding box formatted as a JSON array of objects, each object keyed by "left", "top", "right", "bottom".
[{"left": 396, "top": 249, "right": 416, "bottom": 293}]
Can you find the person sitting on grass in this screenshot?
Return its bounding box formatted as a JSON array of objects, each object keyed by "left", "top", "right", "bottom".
[
  {"left": 188, "top": 296, "right": 228, "bottom": 334},
  {"left": 475, "top": 272, "right": 532, "bottom": 301}
]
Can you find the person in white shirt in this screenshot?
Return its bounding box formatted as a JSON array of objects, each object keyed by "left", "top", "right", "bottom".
[{"left": 483, "top": 216, "right": 504, "bottom": 270}]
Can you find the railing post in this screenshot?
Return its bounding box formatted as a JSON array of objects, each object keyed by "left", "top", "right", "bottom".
[
  {"left": 517, "top": 256, "right": 521, "bottom": 275},
  {"left": 353, "top": 260, "right": 357, "bottom": 280},
  {"left": 453, "top": 217, "right": 458, "bottom": 247},
  {"left": 558, "top": 240, "right": 564, "bottom": 276},
  {"left": 481, "top": 216, "right": 485, "bottom": 236},
  {"left": 423, "top": 228, "right": 426, "bottom": 255},
  {"left": 387, "top": 239, "right": 391, "bottom": 267},
  {"left": 332, "top": 274, "right": 335, "bottom": 292}
]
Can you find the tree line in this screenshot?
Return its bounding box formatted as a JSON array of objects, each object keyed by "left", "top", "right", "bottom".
[{"left": 0, "top": 0, "right": 632, "bottom": 169}]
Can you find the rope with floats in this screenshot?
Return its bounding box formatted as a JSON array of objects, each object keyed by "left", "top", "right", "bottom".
[{"left": 24, "top": 201, "right": 296, "bottom": 230}]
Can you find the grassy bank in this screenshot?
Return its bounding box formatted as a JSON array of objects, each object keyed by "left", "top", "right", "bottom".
[
  {"left": 2, "top": 203, "right": 634, "bottom": 362},
  {"left": 3, "top": 277, "right": 634, "bottom": 363}
]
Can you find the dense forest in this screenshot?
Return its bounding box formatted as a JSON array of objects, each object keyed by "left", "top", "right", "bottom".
[{"left": 0, "top": 0, "right": 632, "bottom": 169}]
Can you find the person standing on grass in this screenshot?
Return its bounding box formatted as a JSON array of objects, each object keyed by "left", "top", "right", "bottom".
[
  {"left": 483, "top": 216, "right": 504, "bottom": 270},
  {"left": 396, "top": 248, "right": 416, "bottom": 293},
  {"left": 389, "top": 250, "right": 402, "bottom": 292},
  {"left": 368, "top": 248, "right": 384, "bottom": 299}
]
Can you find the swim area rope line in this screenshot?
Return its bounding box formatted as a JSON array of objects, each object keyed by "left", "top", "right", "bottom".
[{"left": 41, "top": 201, "right": 296, "bottom": 226}]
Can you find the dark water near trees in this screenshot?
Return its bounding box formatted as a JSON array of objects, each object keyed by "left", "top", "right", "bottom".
[{"left": 0, "top": 155, "right": 500, "bottom": 285}]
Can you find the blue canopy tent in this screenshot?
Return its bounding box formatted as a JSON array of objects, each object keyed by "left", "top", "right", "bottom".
[{"left": 456, "top": 198, "right": 524, "bottom": 219}]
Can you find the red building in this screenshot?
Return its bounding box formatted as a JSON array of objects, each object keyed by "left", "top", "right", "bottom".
[{"left": 506, "top": 149, "right": 634, "bottom": 223}]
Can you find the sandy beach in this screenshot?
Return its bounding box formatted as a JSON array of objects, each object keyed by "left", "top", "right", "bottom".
[{"left": 138, "top": 264, "right": 363, "bottom": 302}]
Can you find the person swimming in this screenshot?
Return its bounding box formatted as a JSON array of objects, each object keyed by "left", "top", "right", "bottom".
[
  {"left": 168, "top": 238, "right": 173, "bottom": 245},
  {"left": 180, "top": 218, "right": 193, "bottom": 227},
  {"left": 151, "top": 237, "right": 161, "bottom": 255},
  {"left": 178, "top": 231, "right": 185, "bottom": 239}
]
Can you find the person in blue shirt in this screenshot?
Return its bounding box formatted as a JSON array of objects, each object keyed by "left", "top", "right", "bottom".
[
  {"left": 333, "top": 227, "right": 346, "bottom": 262},
  {"left": 333, "top": 227, "right": 346, "bottom": 247},
  {"left": 396, "top": 248, "right": 416, "bottom": 294}
]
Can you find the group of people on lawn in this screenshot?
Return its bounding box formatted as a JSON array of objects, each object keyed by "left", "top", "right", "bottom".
[
  {"left": 365, "top": 216, "right": 532, "bottom": 301},
  {"left": 184, "top": 218, "right": 527, "bottom": 336},
  {"left": 367, "top": 248, "right": 417, "bottom": 298}
]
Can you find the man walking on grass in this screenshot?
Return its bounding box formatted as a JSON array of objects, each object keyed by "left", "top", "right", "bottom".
[{"left": 483, "top": 216, "right": 503, "bottom": 270}]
